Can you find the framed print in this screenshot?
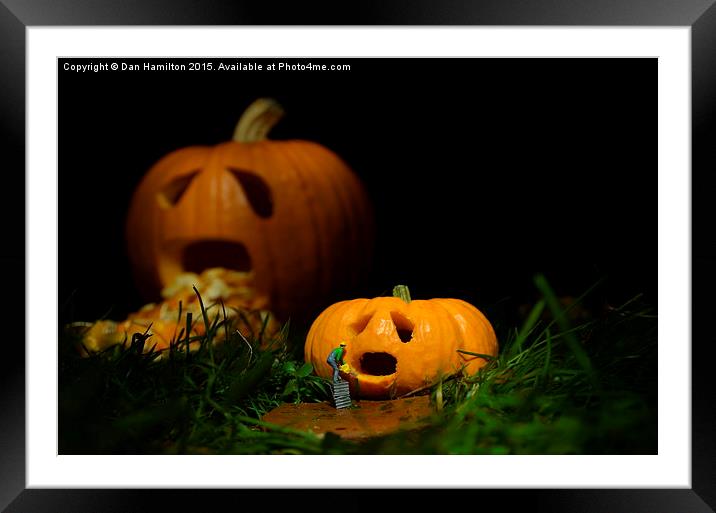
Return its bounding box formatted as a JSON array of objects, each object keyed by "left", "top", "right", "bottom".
[{"left": 3, "top": 0, "right": 715, "bottom": 511}]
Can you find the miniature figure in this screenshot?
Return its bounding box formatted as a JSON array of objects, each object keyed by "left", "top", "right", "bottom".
[
  {"left": 326, "top": 342, "right": 352, "bottom": 409},
  {"left": 326, "top": 341, "right": 347, "bottom": 383}
]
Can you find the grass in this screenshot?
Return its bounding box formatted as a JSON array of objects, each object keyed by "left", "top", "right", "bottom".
[{"left": 58, "top": 275, "right": 657, "bottom": 455}]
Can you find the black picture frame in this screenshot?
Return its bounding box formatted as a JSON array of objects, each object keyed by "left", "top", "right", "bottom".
[{"left": 3, "top": 1, "right": 714, "bottom": 511}]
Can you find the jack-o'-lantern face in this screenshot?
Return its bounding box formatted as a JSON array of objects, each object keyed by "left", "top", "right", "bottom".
[
  {"left": 126, "top": 99, "right": 374, "bottom": 319},
  {"left": 151, "top": 154, "right": 272, "bottom": 283},
  {"left": 305, "top": 286, "right": 499, "bottom": 399}
]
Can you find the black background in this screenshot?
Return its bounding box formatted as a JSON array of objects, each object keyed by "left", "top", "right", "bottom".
[{"left": 59, "top": 57, "right": 656, "bottom": 325}]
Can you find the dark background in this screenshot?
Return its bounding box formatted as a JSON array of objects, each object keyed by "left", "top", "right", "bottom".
[{"left": 58, "top": 57, "right": 656, "bottom": 326}]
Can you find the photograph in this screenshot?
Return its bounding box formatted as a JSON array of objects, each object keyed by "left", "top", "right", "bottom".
[
  {"left": 2, "top": 0, "right": 710, "bottom": 506},
  {"left": 57, "top": 56, "right": 657, "bottom": 456}
]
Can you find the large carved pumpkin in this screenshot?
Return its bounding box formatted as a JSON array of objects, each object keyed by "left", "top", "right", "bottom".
[
  {"left": 305, "top": 285, "right": 498, "bottom": 399},
  {"left": 126, "top": 98, "right": 373, "bottom": 319}
]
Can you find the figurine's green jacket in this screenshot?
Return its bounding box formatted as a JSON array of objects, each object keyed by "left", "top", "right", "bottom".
[{"left": 329, "top": 347, "right": 345, "bottom": 364}]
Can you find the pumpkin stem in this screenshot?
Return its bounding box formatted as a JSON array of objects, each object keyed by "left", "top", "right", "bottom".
[
  {"left": 392, "top": 284, "right": 412, "bottom": 303},
  {"left": 233, "top": 98, "right": 285, "bottom": 142}
]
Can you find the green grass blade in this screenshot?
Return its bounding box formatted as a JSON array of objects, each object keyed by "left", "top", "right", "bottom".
[
  {"left": 192, "top": 286, "right": 211, "bottom": 337},
  {"left": 533, "top": 274, "right": 596, "bottom": 384},
  {"left": 185, "top": 312, "right": 192, "bottom": 357},
  {"left": 513, "top": 299, "right": 545, "bottom": 354},
  {"left": 456, "top": 350, "right": 496, "bottom": 360},
  {"left": 541, "top": 327, "right": 552, "bottom": 386}
]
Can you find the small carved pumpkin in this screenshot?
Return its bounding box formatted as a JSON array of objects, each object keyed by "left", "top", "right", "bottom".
[
  {"left": 304, "top": 285, "right": 498, "bottom": 398},
  {"left": 126, "top": 98, "right": 373, "bottom": 319}
]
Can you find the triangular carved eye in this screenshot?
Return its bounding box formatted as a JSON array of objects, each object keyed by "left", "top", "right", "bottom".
[
  {"left": 351, "top": 313, "right": 373, "bottom": 335},
  {"left": 228, "top": 168, "right": 273, "bottom": 218},
  {"left": 157, "top": 171, "right": 199, "bottom": 208},
  {"left": 390, "top": 311, "right": 414, "bottom": 343}
]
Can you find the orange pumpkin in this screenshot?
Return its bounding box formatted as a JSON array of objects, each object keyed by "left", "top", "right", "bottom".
[
  {"left": 126, "top": 98, "right": 373, "bottom": 319},
  {"left": 304, "top": 285, "right": 498, "bottom": 399}
]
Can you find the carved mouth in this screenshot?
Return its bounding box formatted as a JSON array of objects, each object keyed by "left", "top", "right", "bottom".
[
  {"left": 359, "top": 352, "right": 397, "bottom": 376},
  {"left": 180, "top": 240, "right": 252, "bottom": 274}
]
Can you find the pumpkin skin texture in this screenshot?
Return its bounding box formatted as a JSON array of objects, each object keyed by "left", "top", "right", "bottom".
[
  {"left": 304, "top": 286, "right": 498, "bottom": 399},
  {"left": 126, "top": 99, "right": 373, "bottom": 320}
]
